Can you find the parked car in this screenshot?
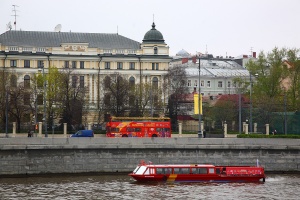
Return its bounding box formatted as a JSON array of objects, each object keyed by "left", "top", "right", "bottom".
[{"left": 70, "top": 130, "right": 94, "bottom": 137}]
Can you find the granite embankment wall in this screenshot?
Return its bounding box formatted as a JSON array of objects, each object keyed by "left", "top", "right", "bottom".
[{"left": 0, "top": 138, "right": 299, "bottom": 176}]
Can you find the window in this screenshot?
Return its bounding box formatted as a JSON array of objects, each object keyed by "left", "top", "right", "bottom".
[
  {"left": 117, "top": 62, "right": 123, "bottom": 69},
  {"left": 80, "top": 61, "right": 84, "bottom": 69},
  {"left": 72, "top": 76, "right": 77, "bottom": 88},
  {"left": 129, "top": 76, "right": 135, "bottom": 88},
  {"left": 129, "top": 95, "right": 135, "bottom": 106},
  {"left": 152, "top": 63, "right": 159, "bottom": 70},
  {"left": 233, "top": 81, "right": 236, "bottom": 88},
  {"left": 80, "top": 76, "right": 84, "bottom": 88},
  {"left": 200, "top": 80, "right": 204, "bottom": 87},
  {"left": 228, "top": 81, "right": 231, "bottom": 88},
  {"left": 65, "top": 61, "right": 69, "bottom": 68},
  {"left": 191, "top": 168, "right": 207, "bottom": 174},
  {"left": 24, "top": 93, "right": 30, "bottom": 105},
  {"left": 24, "top": 75, "right": 30, "bottom": 89},
  {"left": 218, "top": 81, "right": 223, "bottom": 88},
  {"left": 72, "top": 61, "right": 77, "bottom": 68},
  {"left": 10, "top": 60, "right": 17, "bottom": 67},
  {"left": 154, "top": 47, "right": 158, "bottom": 54},
  {"left": 156, "top": 168, "right": 172, "bottom": 174},
  {"left": 207, "top": 80, "right": 211, "bottom": 88},
  {"left": 174, "top": 168, "right": 190, "bottom": 174},
  {"left": 188, "top": 80, "right": 191, "bottom": 87},
  {"left": 152, "top": 77, "right": 158, "bottom": 90},
  {"left": 194, "top": 80, "right": 197, "bottom": 87},
  {"left": 105, "top": 62, "right": 110, "bottom": 69},
  {"left": 10, "top": 75, "right": 17, "bottom": 87},
  {"left": 37, "top": 94, "right": 43, "bottom": 105},
  {"left": 37, "top": 60, "right": 44, "bottom": 68},
  {"left": 24, "top": 60, "right": 30, "bottom": 68},
  {"left": 129, "top": 62, "right": 135, "bottom": 70}
]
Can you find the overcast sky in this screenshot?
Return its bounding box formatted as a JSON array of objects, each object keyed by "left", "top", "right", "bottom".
[{"left": 0, "top": 0, "right": 299, "bottom": 57}]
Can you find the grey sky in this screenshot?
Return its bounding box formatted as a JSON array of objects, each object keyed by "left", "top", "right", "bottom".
[{"left": 1, "top": 0, "right": 299, "bottom": 57}]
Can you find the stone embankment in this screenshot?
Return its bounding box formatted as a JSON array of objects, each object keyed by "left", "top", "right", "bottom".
[{"left": 0, "top": 137, "right": 299, "bottom": 176}]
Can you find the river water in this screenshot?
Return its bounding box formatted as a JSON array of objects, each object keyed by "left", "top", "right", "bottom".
[{"left": 0, "top": 174, "right": 299, "bottom": 200}]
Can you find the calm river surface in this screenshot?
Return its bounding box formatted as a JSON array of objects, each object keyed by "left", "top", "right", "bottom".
[{"left": 0, "top": 174, "right": 299, "bottom": 200}]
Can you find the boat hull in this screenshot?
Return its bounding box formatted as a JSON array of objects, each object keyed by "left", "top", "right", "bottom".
[{"left": 129, "top": 174, "right": 265, "bottom": 183}]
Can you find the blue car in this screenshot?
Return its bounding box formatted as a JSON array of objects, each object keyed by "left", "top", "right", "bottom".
[{"left": 70, "top": 130, "right": 94, "bottom": 137}]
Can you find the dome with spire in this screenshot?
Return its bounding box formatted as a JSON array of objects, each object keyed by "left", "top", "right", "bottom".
[
  {"left": 143, "top": 22, "right": 165, "bottom": 43},
  {"left": 176, "top": 49, "right": 190, "bottom": 57}
]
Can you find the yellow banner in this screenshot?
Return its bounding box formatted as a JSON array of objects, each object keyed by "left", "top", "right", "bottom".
[{"left": 194, "top": 94, "right": 202, "bottom": 115}]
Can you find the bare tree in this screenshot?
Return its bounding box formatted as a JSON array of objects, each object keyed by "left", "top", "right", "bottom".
[{"left": 102, "top": 73, "right": 130, "bottom": 117}]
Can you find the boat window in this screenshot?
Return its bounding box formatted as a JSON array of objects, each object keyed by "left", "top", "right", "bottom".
[
  {"left": 135, "top": 166, "right": 147, "bottom": 175},
  {"left": 209, "top": 168, "right": 215, "bottom": 174},
  {"left": 192, "top": 168, "right": 207, "bottom": 174},
  {"left": 216, "top": 168, "right": 221, "bottom": 174},
  {"left": 156, "top": 168, "right": 172, "bottom": 174},
  {"left": 174, "top": 168, "right": 190, "bottom": 174},
  {"left": 150, "top": 168, "right": 155, "bottom": 174},
  {"left": 144, "top": 168, "right": 150, "bottom": 175},
  {"left": 133, "top": 166, "right": 141, "bottom": 174}
]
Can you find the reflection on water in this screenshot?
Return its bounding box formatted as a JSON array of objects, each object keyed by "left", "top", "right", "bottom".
[{"left": 0, "top": 174, "right": 299, "bottom": 200}]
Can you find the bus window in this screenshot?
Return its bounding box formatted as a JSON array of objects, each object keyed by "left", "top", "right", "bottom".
[
  {"left": 135, "top": 128, "right": 141, "bottom": 132},
  {"left": 111, "top": 128, "right": 119, "bottom": 132},
  {"left": 156, "top": 128, "right": 162, "bottom": 132},
  {"left": 127, "top": 127, "right": 135, "bottom": 132}
]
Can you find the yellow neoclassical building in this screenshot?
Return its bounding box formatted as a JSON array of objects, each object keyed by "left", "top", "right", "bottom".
[{"left": 0, "top": 23, "right": 172, "bottom": 127}]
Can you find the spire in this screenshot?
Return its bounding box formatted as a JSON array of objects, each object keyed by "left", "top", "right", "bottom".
[{"left": 152, "top": 22, "right": 156, "bottom": 30}]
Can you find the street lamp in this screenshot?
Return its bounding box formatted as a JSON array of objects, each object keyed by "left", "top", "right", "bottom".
[
  {"left": 249, "top": 73, "right": 258, "bottom": 133},
  {"left": 198, "top": 57, "right": 202, "bottom": 138},
  {"left": 249, "top": 73, "right": 253, "bottom": 133},
  {"left": 41, "top": 62, "right": 48, "bottom": 137},
  {"left": 5, "top": 86, "right": 8, "bottom": 137}
]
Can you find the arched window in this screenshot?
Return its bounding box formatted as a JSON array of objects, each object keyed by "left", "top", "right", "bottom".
[
  {"left": 152, "top": 77, "right": 158, "bottom": 90},
  {"left": 154, "top": 47, "right": 158, "bottom": 54},
  {"left": 129, "top": 76, "right": 135, "bottom": 88},
  {"left": 104, "top": 76, "right": 111, "bottom": 88},
  {"left": 24, "top": 75, "right": 30, "bottom": 89},
  {"left": 10, "top": 75, "right": 17, "bottom": 87}
]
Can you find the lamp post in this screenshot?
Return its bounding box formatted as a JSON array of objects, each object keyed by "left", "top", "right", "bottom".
[
  {"left": 5, "top": 86, "right": 8, "bottom": 137},
  {"left": 284, "top": 89, "right": 287, "bottom": 135},
  {"left": 198, "top": 57, "right": 202, "bottom": 138},
  {"left": 249, "top": 73, "right": 258, "bottom": 133},
  {"left": 42, "top": 62, "right": 48, "bottom": 137},
  {"left": 249, "top": 73, "right": 253, "bottom": 133}
]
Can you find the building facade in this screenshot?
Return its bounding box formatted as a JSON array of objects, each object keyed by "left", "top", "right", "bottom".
[{"left": 0, "top": 23, "right": 172, "bottom": 128}]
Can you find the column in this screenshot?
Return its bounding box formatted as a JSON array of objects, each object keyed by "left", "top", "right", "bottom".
[
  {"left": 178, "top": 122, "right": 182, "bottom": 137},
  {"left": 224, "top": 123, "right": 227, "bottom": 138},
  {"left": 38, "top": 122, "right": 42, "bottom": 137},
  {"left": 64, "top": 123, "right": 67, "bottom": 136},
  {"left": 254, "top": 123, "right": 257, "bottom": 133},
  {"left": 12, "top": 122, "right": 16, "bottom": 137},
  {"left": 88, "top": 123, "right": 92, "bottom": 130},
  {"left": 245, "top": 124, "right": 248, "bottom": 134},
  {"left": 242, "top": 122, "right": 246, "bottom": 132},
  {"left": 265, "top": 124, "right": 269, "bottom": 135},
  {"left": 232, "top": 121, "right": 235, "bottom": 131}
]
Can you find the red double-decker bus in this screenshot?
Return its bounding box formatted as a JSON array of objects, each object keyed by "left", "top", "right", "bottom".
[{"left": 106, "top": 117, "right": 171, "bottom": 137}]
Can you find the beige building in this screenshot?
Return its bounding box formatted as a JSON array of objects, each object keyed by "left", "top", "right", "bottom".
[{"left": 0, "top": 23, "right": 172, "bottom": 127}]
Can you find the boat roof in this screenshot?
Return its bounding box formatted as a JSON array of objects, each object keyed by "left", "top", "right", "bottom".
[{"left": 141, "top": 164, "right": 216, "bottom": 167}]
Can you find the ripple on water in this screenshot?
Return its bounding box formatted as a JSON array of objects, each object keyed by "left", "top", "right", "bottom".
[{"left": 0, "top": 174, "right": 300, "bottom": 199}]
